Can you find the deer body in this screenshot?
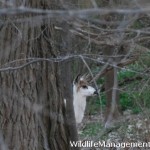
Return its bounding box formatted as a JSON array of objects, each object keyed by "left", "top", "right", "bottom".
[{"left": 73, "top": 75, "right": 98, "bottom": 124}]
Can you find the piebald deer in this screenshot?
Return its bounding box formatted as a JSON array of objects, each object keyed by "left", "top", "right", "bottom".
[{"left": 73, "top": 74, "right": 98, "bottom": 124}]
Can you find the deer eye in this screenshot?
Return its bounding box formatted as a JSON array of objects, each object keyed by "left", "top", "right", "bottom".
[{"left": 82, "top": 85, "right": 88, "bottom": 89}]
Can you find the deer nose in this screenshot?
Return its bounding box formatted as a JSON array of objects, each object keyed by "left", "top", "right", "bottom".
[{"left": 94, "top": 90, "right": 98, "bottom": 95}]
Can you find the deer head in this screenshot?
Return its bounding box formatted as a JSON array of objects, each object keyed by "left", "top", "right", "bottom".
[{"left": 73, "top": 74, "right": 98, "bottom": 97}]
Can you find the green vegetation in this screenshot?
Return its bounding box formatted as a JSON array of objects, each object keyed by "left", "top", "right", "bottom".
[
  {"left": 120, "top": 93, "right": 133, "bottom": 111},
  {"left": 88, "top": 64, "right": 150, "bottom": 115},
  {"left": 87, "top": 93, "right": 106, "bottom": 115},
  {"left": 80, "top": 122, "right": 102, "bottom": 137},
  {"left": 118, "top": 70, "right": 136, "bottom": 81},
  {"left": 134, "top": 89, "right": 150, "bottom": 108},
  {"left": 120, "top": 92, "right": 141, "bottom": 114}
]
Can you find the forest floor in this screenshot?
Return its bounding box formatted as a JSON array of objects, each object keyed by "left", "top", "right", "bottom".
[{"left": 78, "top": 109, "right": 150, "bottom": 150}]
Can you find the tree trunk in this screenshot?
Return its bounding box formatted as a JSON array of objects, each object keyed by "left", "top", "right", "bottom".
[
  {"left": 0, "top": 1, "right": 73, "bottom": 150},
  {"left": 103, "top": 47, "right": 121, "bottom": 128},
  {"left": 61, "top": 61, "right": 80, "bottom": 150},
  {"left": 104, "top": 68, "right": 121, "bottom": 127}
]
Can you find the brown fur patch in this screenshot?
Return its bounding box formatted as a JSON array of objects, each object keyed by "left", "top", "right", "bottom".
[{"left": 76, "top": 79, "right": 88, "bottom": 92}]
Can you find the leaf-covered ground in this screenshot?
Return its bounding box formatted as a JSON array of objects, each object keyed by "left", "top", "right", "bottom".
[{"left": 78, "top": 109, "right": 150, "bottom": 150}]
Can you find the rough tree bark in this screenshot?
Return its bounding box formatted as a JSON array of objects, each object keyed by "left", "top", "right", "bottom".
[{"left": 0, "top": 1, "right": 78, "bottom": 150}]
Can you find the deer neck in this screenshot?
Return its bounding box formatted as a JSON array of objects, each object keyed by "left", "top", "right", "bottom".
[{"left": 73, "top": 89, "right": 87, "bottom": 123}]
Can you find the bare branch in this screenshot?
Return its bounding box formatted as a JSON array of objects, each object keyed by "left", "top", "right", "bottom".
[{"left": 1, "top": 7, "right": 150, "bottom": 16}]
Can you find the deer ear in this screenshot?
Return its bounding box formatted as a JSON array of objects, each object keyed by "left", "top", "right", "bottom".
[
  {"left": 74, "top": 74, "right": 81, "bottom": 84},
  {"left": 82, "top": 73, "right": 91, "bottom": 82}
]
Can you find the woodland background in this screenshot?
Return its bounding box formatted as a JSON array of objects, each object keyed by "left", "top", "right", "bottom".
[{"left": 0, "top": 0, "right": 150, "bottom": 150}]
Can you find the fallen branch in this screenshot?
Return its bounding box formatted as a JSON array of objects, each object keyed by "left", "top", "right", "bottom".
[{"left": 100, "top": 75, "right": 143, "bottom": 92}]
